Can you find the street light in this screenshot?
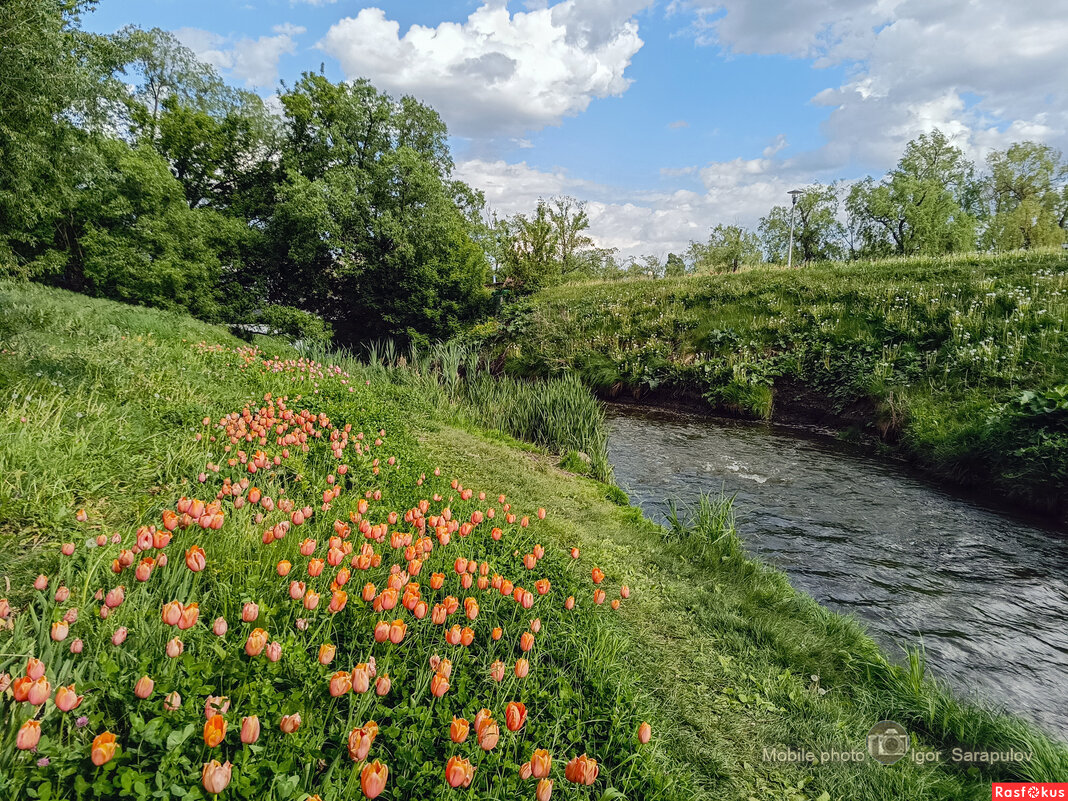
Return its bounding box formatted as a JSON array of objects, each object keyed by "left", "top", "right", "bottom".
[{"left": 786, "top": 189, "right": 803, "bottom": 269}]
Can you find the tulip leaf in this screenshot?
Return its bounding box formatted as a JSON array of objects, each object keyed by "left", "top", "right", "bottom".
[{"left": 165, "top": 722, "right": 195, "bottom": 752}]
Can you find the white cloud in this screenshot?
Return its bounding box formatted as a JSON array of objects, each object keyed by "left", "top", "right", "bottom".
[
  {"left": 682, "top": 0, "right": 1068, "bottom": 171},
  {"left": 667, "top": 119, "right": 689, "bottom": 129},
  {"left": 456, "top": 157, "right": 798, "bottom": 259},
  {"left": 318, "top": 2, "right": 647, "bottom": 137},
  {"left": 175, "top": 25, "right": 302, "bottom": 89}
]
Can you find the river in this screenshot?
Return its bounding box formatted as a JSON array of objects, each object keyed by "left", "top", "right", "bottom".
[{"left": 605, "top": 404, "right": 1068, "bottom": 737}]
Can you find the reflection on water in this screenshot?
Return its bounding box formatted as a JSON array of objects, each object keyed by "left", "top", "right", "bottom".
[{"left": 606, "top": 404, "right": 1068, "bottom": 737}]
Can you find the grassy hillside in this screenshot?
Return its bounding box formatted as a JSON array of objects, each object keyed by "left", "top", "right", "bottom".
[
  {"left": 488, "top": 250, "right": 1068, "bottom": 515},
  {"left": 1, "top": 281, "right": 1066, "bottom": 800}
]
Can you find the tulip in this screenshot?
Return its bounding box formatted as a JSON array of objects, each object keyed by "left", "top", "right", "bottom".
[
  {"left": 205, "top": 696, "right": 230, "bottom": 719},
  {"left": 213, "top": 616, "right": 228, "bottom": 636},
  {"left": 515, "top": 658, "right": 530, "bottom": 679},
  {"left": 134, "top": 675, "right": 154, "bottom": 699},
  {"left": 204, "top": 715, "right": 226, "bottom": 747},
  {"left": 279, "top": 713, "right": 301, "bottom": 733},
  {"left": 564, "top": 754, "right": 599, "bottom": 785},
  {"left": 506, "top": 701, "right": 527, "bottom": 732},
  {"left": 430, "top": 672, "right": 449, "bottom": 698},
  {"left": 564, "top": 596, "right": 575, "bottom": 611},
  {"left": 241, "top": 715, "right": 260, "bottom": 744},
  {"left": 245, "top": 628, "right": 268, "bottom": 656},
  {"left": 530, "top": 618, "right": 542, "bottom": 633},
  {"left": 375, "top": 675, "right": 391, "bottom": 696},
  {"left": 329, "top": 671, "right": 351, "bottom": 697},
  {"left": 178, "top": 603, "right": 199, "bottom": 630},
  {"left": 520, "top": 762, "right": 533, "bottom": 781},
  {"left": 164, "top": 691, "right": 181, "bottom": 711},
  {"left": 388, "top": 619, "right": 406, "bottom": 644},
  {"left": 343, "top": 661, "right": 370, "bottom": 693},
  {"left": 328, "top": 590, "right": 347, "bottom": 614},
  {"left": 304, "top": 590, "right": 320, "bottom": 610},
  {"left": 55, "top": 586, "right": 71, "bottom": 602},
  {"left": 16, "top": 720, "right": 41, "bottom": 751},
  {"left": 91, "top": 732, "right": 117, "bottom": 766},
  {"left": 28, "top": 676, "right": 51, "bottom": 705},
  {"left": 490, "top": 660, "right": 506, "bottom": 682},
  {"left": 570, "top": 548, "right": 580, "bottom": 559},
  {"left": 620, "top": 585, "right": 631, "bottom": 599},
  {"left": 266, "top": 641, "right": 282, "bottom": 662},
  {"left": 105, "top": 586, "right": 124, "bottom": 608},
  {"left": 361, "top": 760, "right": 388, "bottom": 799},
  {"left": 478, "top": 719, "right": 499, "bottom": 751},
  {"left": 348, "top": 726, "right": 373, "bottom": 761},
  {"left": 319, "top": 643, "right": 336, "bottom": 665},
  {"left": 450, "top": 716, "right": 469, "bottom": 743},
  {"left": 34, "top": 574, "right": 49, "bottom": 591},
  {"left": 290, "top": 581, "right": 306, "bottom": 600},
  {"left": 242, "top": 603, "right": 259, "bottom": 622},
  {"left": 55, "top": 683, "right": 84, "bottom": 711},
  {"left": 166, "top": 637, "right": 184, "bottom": 658},
  {"left": 445, "top": 756, "right": 475, "bottom": 789},
  {"left": 162, "top": 601, "right": 182, "bottom": 626},
  {"left": 277, "top": 560, "right": 292, "bottom": 577},
  {"left": 185, "top": 545, "right": 206, "bottom": 572},
  {"left": 536, "top": 778, "right": 553, "bottom": 801},
  {"left": 593, "top": 589, "right": 606, "bottom": 605},
  {"left": 0, "top": 598, "right": 10, "bottom": 619},
  {"left": 637, "top": 721, "right": 652, "bottom": 744},
  {"left": 51, "top": 620, "right": 69, "bottom": 641},
  {"left": 70, "top": 638, "right": 84, "bottom": 654},
  {"left": 202, "top": 760, "right": 232, "bottom": 794},
  {"left": 491, "top": 626, "right": 503, "bottom": 641}
]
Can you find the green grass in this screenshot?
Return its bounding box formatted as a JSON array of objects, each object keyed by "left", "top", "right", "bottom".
[
  {"left": 487, "top": 249, "right": 1068, "bottom": 515},
  {"left": 1, "top": 280, "right": 1066, "bottom": 800}
]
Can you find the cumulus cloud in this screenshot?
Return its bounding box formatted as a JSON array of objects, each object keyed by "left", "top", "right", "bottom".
[
  {"left": 683, "top": 0, "right": 1068, "bottom": 170},
  {"left": 318, "top": 2, "right": 647, "bottom": 137},
  {"left": 456, "top": 156, "right": 798, "bottom": 259},
  {"left": 175, "top": 25, "right": 303, "bottom": 88}
]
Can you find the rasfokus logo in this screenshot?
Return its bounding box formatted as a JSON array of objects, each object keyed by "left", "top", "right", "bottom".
[
  {"left": 992, "top": 784, "right": 1068, "bottom": 799},
  {"left": 866, "top": 720, "right": 910, "bottom": 765}
]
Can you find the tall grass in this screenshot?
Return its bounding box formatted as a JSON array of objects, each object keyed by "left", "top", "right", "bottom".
[{"left": 349, "top": 339, "right": 614, "bottom": 482}]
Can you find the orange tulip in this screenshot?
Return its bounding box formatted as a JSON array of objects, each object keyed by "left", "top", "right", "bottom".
[
  {"left": 16, "top": 720, "right": 41, "bottom": 750},
  {"left": 279, "top": 713, "right": 301, "bottom": 733},
  {"left": 204, "top": 714, "right": 226, "bottom": 747},
  {"left": 491, "top": 626, "right": 503, "bottom": 640},
  {"left": 375, "top": 675, "right": 391, "bottom": 696},
  {"left": 514, "top": 658, "right": 529, "bottom": 678},
  {"left": 445, "top": 756, "right": 475, "bottom": 788},
  {"left": 478, "top": 719, "right": 499, "bottom": 750},
  {"left": 245, "top": 628, "right": 268, "bottom": 656},
  {"left": 185, "top": 545, "right": 206, "bottom": 572},
  {"left": 531, "top": 749, "right": 552, "bottom": 778},
  {"left": 360, "top": 760, "right": 388, "bottom": 799},
  {"left": 178, "top": 602, "right": 199, "bottom": 630},
  {"left": 430, "top": 671, "right": 449, "bottom": 698},
  {"left": 593, "top": 589, "right": 606, "bottom": 605},
  {"left": 637, "top": 721, "right": 652, "bottom": 744},
  {"left": 388, "top": 619, "right": 406, "bottom": 644},
  {"left": 55, "top": 683, "right": 84, "bottom": 712},
  {"left": 348, "top": 726, "right": 373, "bottom": 761},
  {"left": 241, "top": 715, "right": 260, "bottom": 744},
  {"left": 352, "top": 663, "right": 371, "bottom": 694},
  {"left": 51, "top": 620, "right": 69, "bottom": 641},
  {"left": 27, "top": 676, "right": 51, "bottom": 706},
  {"left": 490, "top": 660, "right": 506, "bottom": 682},
  {"left": 564, "top": 754, "right": 599, "bottom": 785},
  {"left": 450, "top": 716, "right": 469, "bottom": 743},
  {"left": 161, "top": 601, "right": 182, "bottom": 626},
  {"left": 91, "top": 732, "right": 117, "bottom": 766},
  {"left": 319, "top": 643, "right": 336, "bottom": 665},
  {"left": 202, "top": 759, "right": 232, "bottom": 793},
  {"left": 536, "top": 778, "right": 553, "bottom": 801},
  {"left": 134, "top": 675, "right": 154, "bottom": 700},
  {"left": 505, "top": 701, "right": 527, "bottom": 732},
  {"left": 564, "top": 595, "right": 575, "bottom": 610}
]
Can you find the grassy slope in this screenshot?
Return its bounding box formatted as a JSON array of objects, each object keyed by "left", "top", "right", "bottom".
[
  {"left": 491, "top": 250, "right": 1068, "bottom": 515},
  {"left": 1, "top": 281, "right": 1066, "bottom": 800}
]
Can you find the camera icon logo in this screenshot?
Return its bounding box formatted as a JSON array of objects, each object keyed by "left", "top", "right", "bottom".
[{"left": 867, "top": 720, "right": 909, "bottom": 765}]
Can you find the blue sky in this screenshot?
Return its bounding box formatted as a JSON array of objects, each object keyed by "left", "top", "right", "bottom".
[{"left": 84, "top": 0, "right": 1068, "bottom": 257}]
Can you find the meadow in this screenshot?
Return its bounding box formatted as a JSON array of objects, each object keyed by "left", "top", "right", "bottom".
[
  {"left": 486, "top": 249, "right": 1068, "bottom": 516},
  {"left": 1, "top": 280, "right": 1067, "bottom": 801}
]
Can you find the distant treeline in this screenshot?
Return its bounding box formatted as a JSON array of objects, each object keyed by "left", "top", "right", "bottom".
[
  {"left": 3, "top": 1, "right": 1066, "bottom": 343},
  {"left": 496, "top": 131, "right": 1068, "bottom": 288}
]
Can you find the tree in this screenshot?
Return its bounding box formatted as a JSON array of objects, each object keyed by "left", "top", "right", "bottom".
[
  {"left": 496, "top": 202, "right": 559, "bottom": 292},
  {"left": 664, "top": 252, "right": 686, "bottom": 277},
  {"left": 983, "top": 142, "right": 1067, "bottom": 250},
  {"left": 548, "top": 196, "right": 595, "bottom": 278},
  {"left": 846, "top": 130, "right": 978, "bottom": 257},
  {"left": 759, "top": 184, "right": 844, "bottom": 264},
  {"left": 687, "top": 224, "right": 761, "bottom": 273}
]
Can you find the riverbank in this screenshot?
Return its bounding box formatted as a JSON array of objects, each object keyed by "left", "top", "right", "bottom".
[
  {"left": 2, "top": 281, "right": 1067, "bottom": 799},
  {"left": 485, "top": 249, "right": 1068, "bottom": 520}
]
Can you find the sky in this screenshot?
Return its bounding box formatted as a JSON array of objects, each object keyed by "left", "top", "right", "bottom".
[{"left": 84, "top": 0, "right": 1068, "bottom": 259}]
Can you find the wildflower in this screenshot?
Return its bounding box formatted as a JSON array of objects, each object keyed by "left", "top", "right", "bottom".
[{"left": 536, "top": 778, "right": 553, "bottom": 801}]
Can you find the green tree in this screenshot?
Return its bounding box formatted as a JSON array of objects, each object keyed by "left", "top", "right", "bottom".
[
  {"left": 496, "top": 201, "right": 559, "bottom": 292},
  {"left": 846, "top": 130, "right": 978, "bottom": 257},
  {"left": 759, "top": 184, "right": 844, "bottom": 264},
  {"left": 664, "top": 252, "right": 686, "bottom": 277},
  {"left": 688, "top": 224, "right": 761, "bottom": 272},
  {"left": 548, "top": 196, "right": 595, "bottom": 278},
  {"left": 983, "top": 142, "right": 1067, "bottom": 250}
]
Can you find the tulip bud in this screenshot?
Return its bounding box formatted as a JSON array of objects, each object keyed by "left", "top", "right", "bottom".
[
  {"left": 16, "top": 720, "right": 42, "bottom": 750},
  {"left": 375, "top": 675, "right": 391, "bottom": 696},
  {"left": 536, "top": 778, "right": 553, "bottom": 801},
  {"left": 164, "top": 691, "right": 182, "bottom": 711},
  {"left": 134, "top": 675, "right": 154, "bottom": 699},
  {"left": 240, "top": 715, "right": 260, "bottom": 744},
  {"left": 213, "top": 616, "right": 228, "bottom": 636}
]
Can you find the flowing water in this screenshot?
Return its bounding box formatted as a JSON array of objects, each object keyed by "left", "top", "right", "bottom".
[{"left": 605, "top": 404, "right": 1068, "bottom": 737}]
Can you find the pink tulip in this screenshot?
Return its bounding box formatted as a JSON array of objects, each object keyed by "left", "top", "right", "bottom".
[
  {"left": 213, "top": 617, "right": 228, "bottom": 637},
  {"left": 111, "top": 627, "right": 128, "bottom": 646},
  {"left": 240, "top": 715, "right": 260, "bottom": 744}
]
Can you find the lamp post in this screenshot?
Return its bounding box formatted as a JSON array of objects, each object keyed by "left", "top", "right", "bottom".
[{"left": 786, "top": 189, "right": 803, "bottom": 269}]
